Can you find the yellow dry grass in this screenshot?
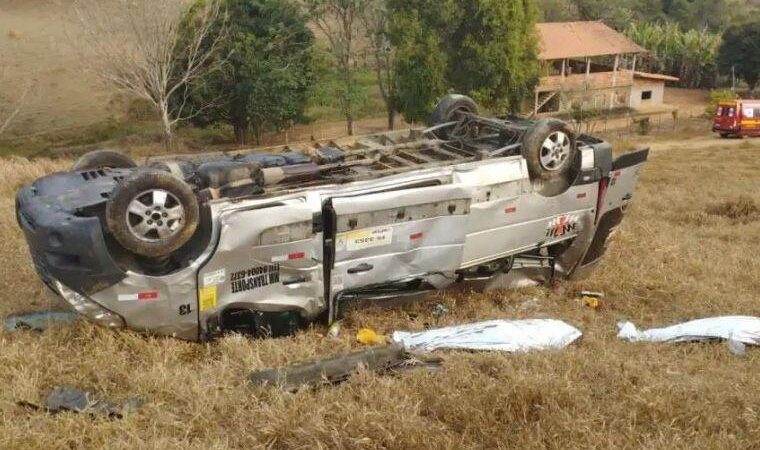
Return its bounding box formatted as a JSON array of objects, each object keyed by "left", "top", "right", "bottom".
[{"left": 1, "top": 134, "right": 760, "bottom": 449}]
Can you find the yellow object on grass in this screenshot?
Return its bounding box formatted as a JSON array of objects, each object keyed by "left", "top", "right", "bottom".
[
  {"left": 583, "top": 296, "right": 600, "bottom": 309},
  {"left": 356, "top": 328, "right": 387, "bottom": 345}
]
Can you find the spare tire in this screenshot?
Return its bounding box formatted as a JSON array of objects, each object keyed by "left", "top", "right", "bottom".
[
  {"left": 72, "top": 149, "right": 137, "bottom": 171},
  {"left": 106, "top": 170, "right": 199, "bottom": 258},
  {"left": 521, "top": 119, "right": 578, "bottom": 183}
]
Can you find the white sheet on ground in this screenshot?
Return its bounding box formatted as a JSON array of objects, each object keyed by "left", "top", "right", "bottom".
[
  {"left": 391, "top": 319, "right": 582, "bottom": 353},
  {"left": 617, "top": 316, "right": 760, "bottom": 345}
]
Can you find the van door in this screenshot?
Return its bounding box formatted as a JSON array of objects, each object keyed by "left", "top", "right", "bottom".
[
  {"left": 327, "top": 184, "right": 471, "bottom": 317},
  {"left": 197, "top": 199, "right": 323, "bottom": 335},
  {"left": 740, "top": 102, "right": 760, "bottom": 135}
]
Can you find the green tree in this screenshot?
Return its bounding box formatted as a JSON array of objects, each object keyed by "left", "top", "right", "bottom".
[
  {"left": 306, "top": 0, "right": 371, "bottom": 136},
  {"left": 387, "top": 1, "right": 452, "bottom": 123},
  {"left": 719, "top": 21, "right": 760, "bottom": 93},
  {"left": 182, "top": 0, "right": 314, "bottom": 144},
  {"left": 627, "top": 22, "right": 721, "bottom": 88},
  {"left": 389, "top": 0, "right": 540, "bottom": 123},
  {"left": 539, "top": 0, "right": 751, "bottom": 32},
  {"left": 536, "top": 0, "right": 578, "bottom": 22},
  {"left": 360, "top": 0, "right": 400, "bottom": 129}
]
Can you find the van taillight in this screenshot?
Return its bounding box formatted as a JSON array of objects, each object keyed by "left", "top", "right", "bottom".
[{"left": 595, "top": 178, "right": 608, "bottom": 225}]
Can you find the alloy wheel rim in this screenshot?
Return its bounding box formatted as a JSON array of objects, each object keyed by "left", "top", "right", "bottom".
[{"left": 125, "top": 189, "right": 185, "bottom": 242}]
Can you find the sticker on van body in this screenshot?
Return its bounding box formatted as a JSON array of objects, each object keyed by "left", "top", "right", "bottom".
[
  {"left": 199, "top": 286, "right": 217, "bottom": 312},
  {"left": 546, "top": 214, "right": 580, "bottom": 239},
  {"left": 336, "top": 225, "right": 393, "bottom": 252},
  {"left": 202, "top": 269, "right": 226, "bottom": 287}
]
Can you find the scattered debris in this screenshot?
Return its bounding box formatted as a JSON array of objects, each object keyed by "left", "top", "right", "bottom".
[
  {"left": 617, "top": 316, "right": 760, "bottom": 346},
  {"left": 356, "top": 328, "right": 387, "bottom": 345},
  {"left": 582, "top": 296, "right": 601, "bottom": 310},
  {"left": 392, "top": 319, "right": 582, "bottom": 353},
  {"left": 249, "top": 346, "right": 441, "bottom": 391},
  {"left": 484, "top": 269, "right": 543, "bottom": 290},
  {"left": 578, "top": 291, "right": 605, "bottom": 298},
  {"left": 19, "top": 386, "right": 142, "bottom": 418},
  {"left": 432, "top": 304, "right": 450, "bottom": 317},
  {"left": 327, "top": 321, "right": 341, "bottom": 338},
  {"left": 727, "top": 337, "right": 747, "bottom": 357},
  {"left": 3, "top": 311, "right": 78, "bottom": 332},
  {"left": 517, "top": 297, "right": 541, "bottom": 312}
]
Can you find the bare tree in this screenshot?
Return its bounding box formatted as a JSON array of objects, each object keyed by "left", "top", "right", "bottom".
[
  {"left": 306, "top": 0, "right": 370, "bottom": 136},
  {"left": 71, "top": 0, "right": 226, "bottom": 147},
  {"left": 360, "top": 0, "right": 397, "bottom": 130}
]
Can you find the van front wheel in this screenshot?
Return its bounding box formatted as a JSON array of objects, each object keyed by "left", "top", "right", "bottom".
[{"left": 106, "top": 170, "right": 199, "bottom": 258}]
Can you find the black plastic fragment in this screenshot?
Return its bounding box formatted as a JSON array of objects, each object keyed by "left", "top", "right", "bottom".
[{"left": 19, "top": 386, "right": 143, "bottom": 418}]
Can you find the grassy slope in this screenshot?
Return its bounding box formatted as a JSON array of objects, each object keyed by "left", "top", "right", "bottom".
[{"left": 1, "top": 133, "right": 760, "bottom": 448}]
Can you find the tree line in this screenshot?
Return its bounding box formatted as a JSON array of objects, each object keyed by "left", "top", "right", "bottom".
[
  {"left": 59, "top": 0, "right": 760, "bottom": 148},
  {"left": 537, "top": 0, "right": 757, "bottom": 33},
  {"left": 68, "top": 0, "right": 539, "bottom": 146}
]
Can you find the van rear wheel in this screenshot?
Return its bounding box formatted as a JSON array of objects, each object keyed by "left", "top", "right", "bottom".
[
  {"left": 72, "top": 149, "right": 137, "bottom": 171},
  {"left": 522, "top": 119, "right": 578, "bottom": 182},
  {"left": 520, "top": 119, "right": 579, "bottom": 197},
  {"left": 429, "top": 95, "right": 479, "bottom": 140}
]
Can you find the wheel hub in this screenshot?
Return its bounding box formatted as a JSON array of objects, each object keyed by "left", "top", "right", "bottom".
[
  {"left": 126, "top": 189, "right": 185, "bottom": 242},
  {"left": 539, "top": 131, "right": 572, "bottom": 171}
]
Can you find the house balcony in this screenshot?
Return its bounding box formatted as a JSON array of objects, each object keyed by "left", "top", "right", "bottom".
[{"left": 537, "top": 70, "right": 634, "bottom": 93}]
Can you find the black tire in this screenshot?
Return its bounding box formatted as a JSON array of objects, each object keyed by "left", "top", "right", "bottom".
[
  {"left": 719, "top": 133, "right": 730, "bottom": 138},
  {"left": 429, "top": 94, "right": 479, "bottom": 139},
  {"left": 430, "top": 94, "right": 479, "bottom": 125},
  {"left": 147, "top": 160, "right": 196, "bottom": 181},
  {"left": 72, "top": 149, "right": 137, "bottom": 171},
  {"left": 521, "top": 119, "right": 578, "bottom": 183},
  {"left": 106, "top": 169, "right": 199, "bottom": 258}
]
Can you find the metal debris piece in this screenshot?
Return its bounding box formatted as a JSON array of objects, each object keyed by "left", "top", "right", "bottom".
[
  {"left": 327, "top": 321, "right": 341, "bottom": 338},
  {"left": 578, "top": 291, "right": 605, "bottom": 298},
  {"left": 3, "top": 311, "right": 78, "bottom": 332},
  {"left": 432, "top": 304, "right": 450, "bottom": 317},
  {"left": 617, "top": 316, "right": 760, "bottom": 346},
  {"left": 249, "top": 346, "right": 441, "bottom": 391},
  {"left": 392, "top": 319, "right": 583, "bottom": 353},
  {"left": 20, "top": 386, "right": 142, "bottom": 418},
  {"left": 46, "top": 387, "right": 142, "bottom": 417}
]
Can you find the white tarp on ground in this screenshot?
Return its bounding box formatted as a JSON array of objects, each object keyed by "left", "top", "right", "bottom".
[
  {"left": 391, "top": 319, "right": 582, "bottom": 353},
  {"left": 617, "top": 316, "right": 760, "bottom": 345}
]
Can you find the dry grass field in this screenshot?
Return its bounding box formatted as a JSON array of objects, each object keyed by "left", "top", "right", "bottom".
[{"left": 1, "top": 131, "right": 760, "bottom": 449}]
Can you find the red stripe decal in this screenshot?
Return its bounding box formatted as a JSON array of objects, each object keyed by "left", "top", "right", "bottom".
[
  {"left": 410, "top": 232, "right": 423, "bottom": 240},
  {"left": 577, "top": 192, "right": 587, "bottom": 199},
  {"left": 138, "top": 291, "right": 158, "bottom": 301},
  {"left": 505, "top": 207, "right": 517, "bottom": 214},
  {"left": 288, "top": 252, "right": 306, "bottom": 260}
]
